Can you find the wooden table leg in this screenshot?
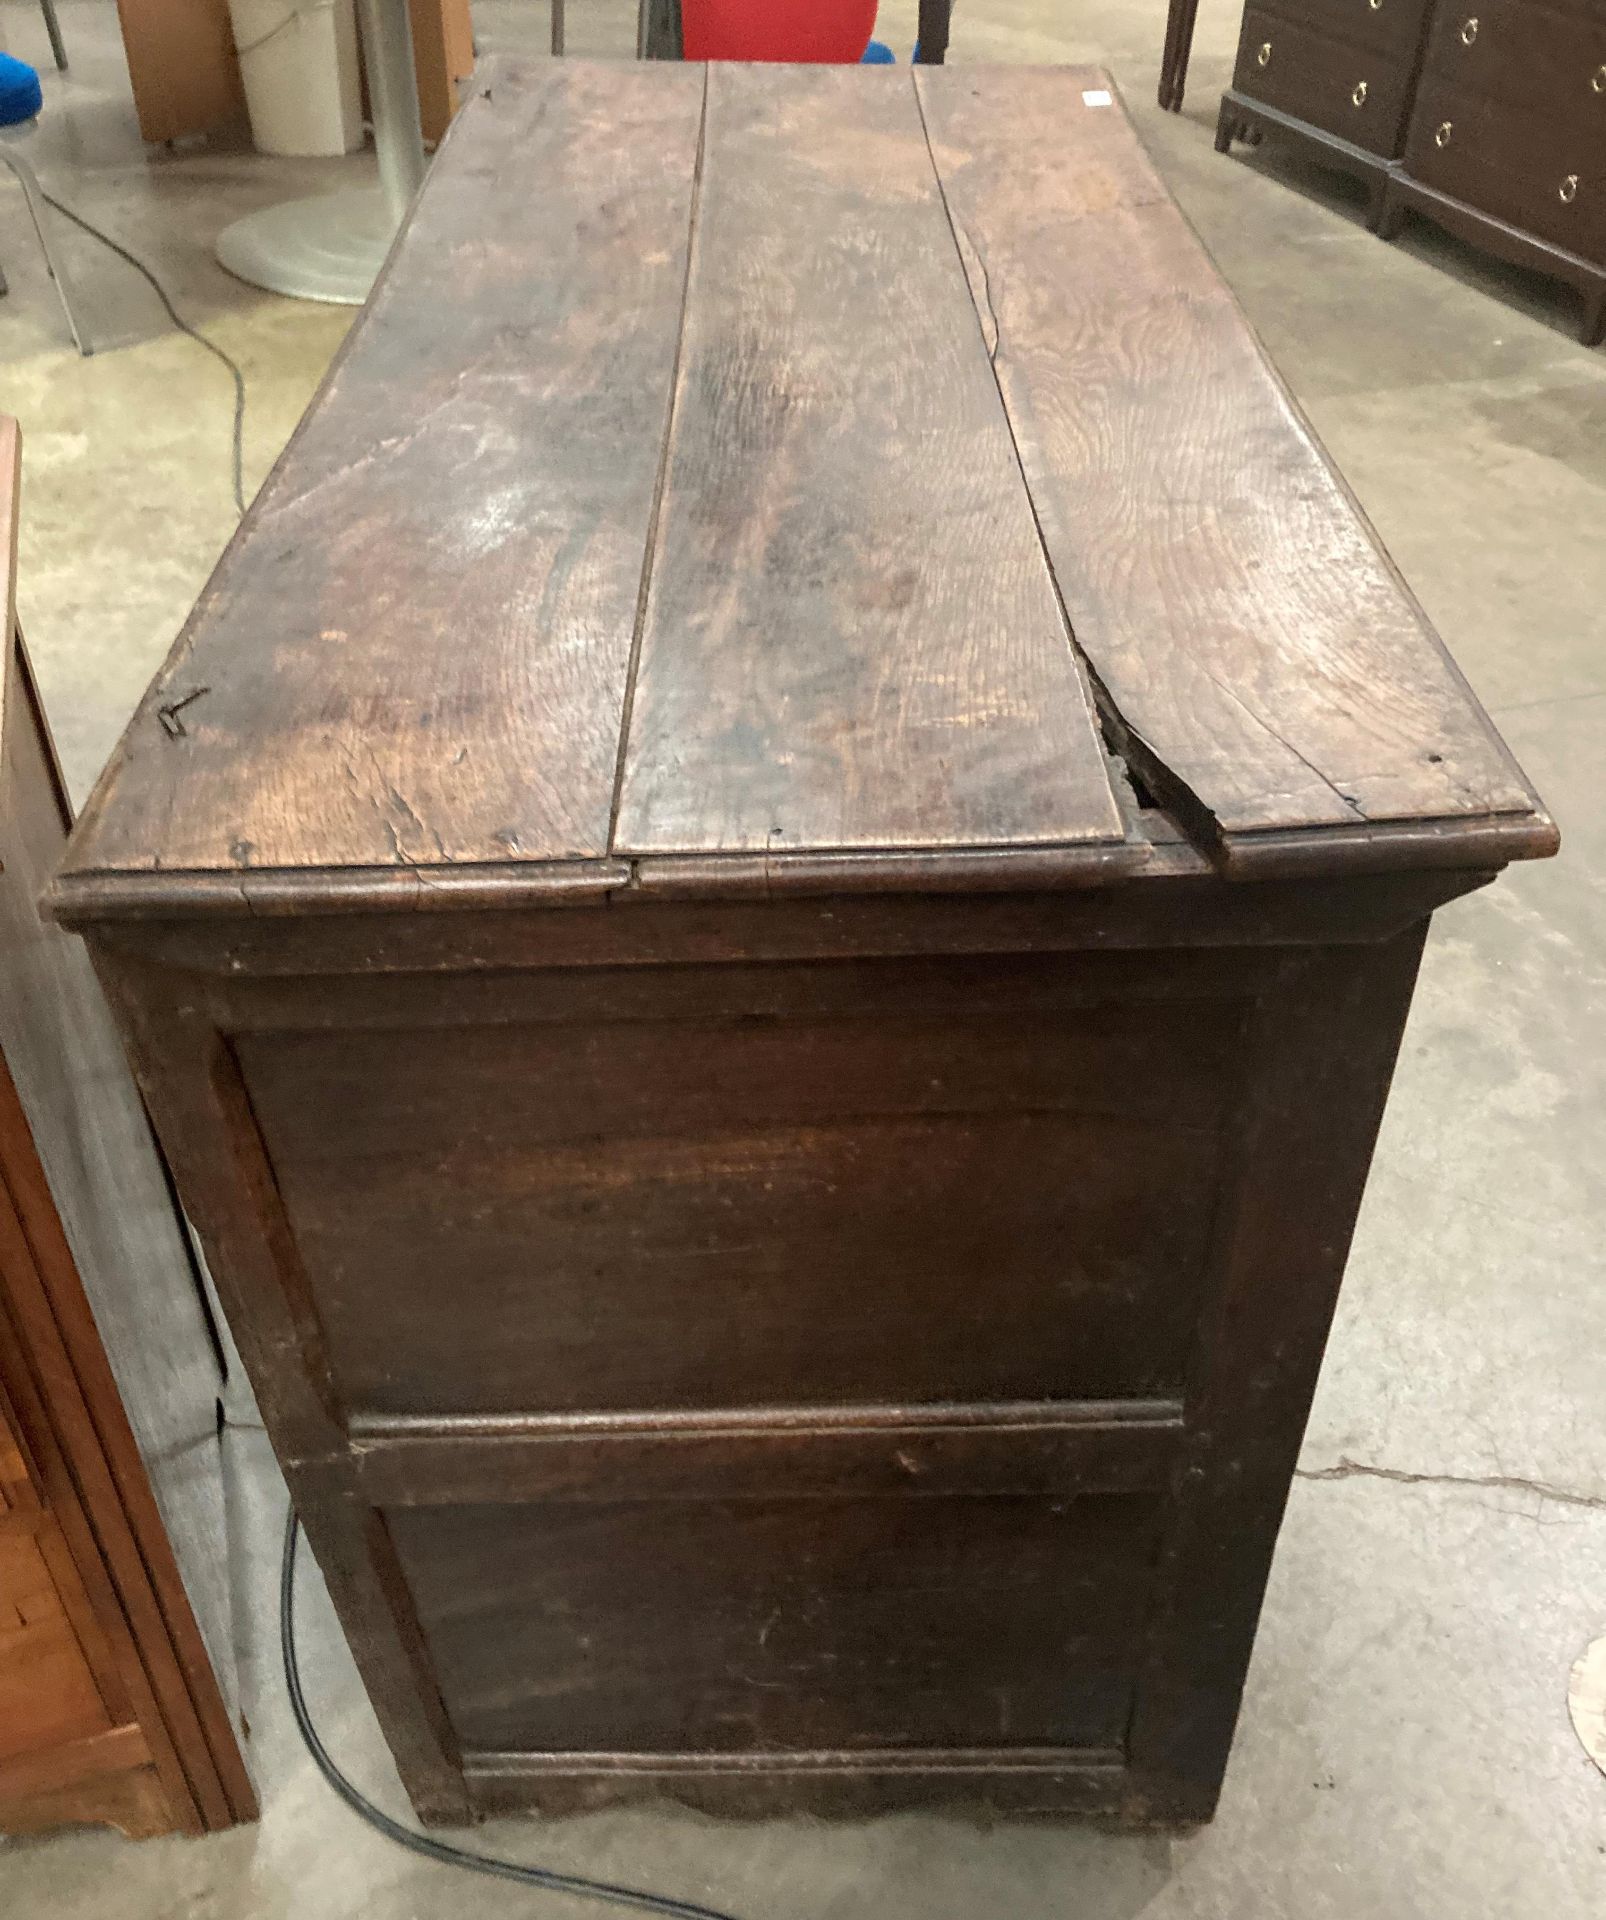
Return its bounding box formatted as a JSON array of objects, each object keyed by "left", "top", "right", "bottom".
[
  {"left": 915, "top": 0, "right": 952, "bottom": 64},
  {"left": 1160, "top": 0, "right": 1182, "bottom": 109},
  {"left": 1159, "top": 0, "right": 1201, "bottom": 111}
]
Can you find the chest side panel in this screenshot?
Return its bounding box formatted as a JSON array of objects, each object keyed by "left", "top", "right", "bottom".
[
  {"left": 388, "top": 1491, "right": 1163, "bottom": 1759},
  {"left": 233, "top": 953, "right": 1248, "bottom": 1417}
]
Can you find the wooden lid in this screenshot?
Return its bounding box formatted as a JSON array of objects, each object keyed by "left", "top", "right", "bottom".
[{"left": 53, "top": 63, "right": 1554, "bottom": 923}]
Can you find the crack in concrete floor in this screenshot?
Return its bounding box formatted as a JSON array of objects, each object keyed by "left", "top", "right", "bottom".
[{"left": 1297, "top": 1458, "right": 1606, "bottom": 1513}]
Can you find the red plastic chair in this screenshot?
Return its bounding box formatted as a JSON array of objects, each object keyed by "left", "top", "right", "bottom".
[{"left": 681, "top": 0, "right": 879, "bottom": 62}]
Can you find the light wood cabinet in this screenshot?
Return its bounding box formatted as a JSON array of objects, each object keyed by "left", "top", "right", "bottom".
[
  {"left": 0, "top": 421, "right": 255, "bottom": 1838},
  {"left": 115, "top": 0, "right": 475, "bottom": 149}
]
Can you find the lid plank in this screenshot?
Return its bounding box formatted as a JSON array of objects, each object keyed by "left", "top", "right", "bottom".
[
  {"left": 612, "top": 64, "right": 1128, "bottom": 865},
  {"left": 64, "top": 61, "right": 706, "bottom": 882},
  {"left": 916, "top": 66, "right": 1552, "bottom": 876}
]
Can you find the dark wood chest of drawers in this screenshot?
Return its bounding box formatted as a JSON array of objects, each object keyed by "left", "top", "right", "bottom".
[
  {"left": 1230, "top": 0, "right": 1435, "bottom": 157},
  {"left": 51, "top": 63, "right": 1556, "bottom": 1830},
  {"left": 1220, "top": 0, "right": 1606, "bottom": 341}
]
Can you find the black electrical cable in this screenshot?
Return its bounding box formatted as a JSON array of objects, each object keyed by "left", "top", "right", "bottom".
[
  {"left": 40, "top": 189, "right": 248, "bottom": 517},
  {"left": 281, "top": 1507, "right": 745, "bottom": 1920}
]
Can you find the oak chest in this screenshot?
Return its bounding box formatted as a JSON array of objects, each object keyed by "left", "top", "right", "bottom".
[{"left": 51, "top": 61, "right": 1556, "bottom": 1828}]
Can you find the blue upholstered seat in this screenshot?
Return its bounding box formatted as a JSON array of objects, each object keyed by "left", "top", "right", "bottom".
[{"left": 0, "top": 55, "right": 44, "bottom": 128}]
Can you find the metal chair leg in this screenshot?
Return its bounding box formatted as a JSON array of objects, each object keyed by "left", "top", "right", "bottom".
[
  {"left": 638, "top": 0, "right": 680, "bottom": 58},
  {"left": 0, "top": 147, "right": 90, "bottom": 354},
  {"left": 551, "top": 0, "right": 564, "bottom": 56},
  {"left": 39, "top": 0, "right": 69, "bottom": 71}
]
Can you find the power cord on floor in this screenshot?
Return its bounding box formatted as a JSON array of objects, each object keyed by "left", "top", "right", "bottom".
[
  {"left": 40, "top": 189, "right": 248, "bottom": 516},
  {"left": 282, "top": 1507, "right": 745, "bottom": 1920},
  {"left": 46, "top": 180, "right": 745, "bottom": 1920}
]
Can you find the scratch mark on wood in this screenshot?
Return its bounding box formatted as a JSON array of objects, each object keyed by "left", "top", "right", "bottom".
[
  {"left": 157, "top": 686, "right": 211, "bottom": 739},
  {"left": 1202, "top": 672, "right": 1369, "bottom": 825}
]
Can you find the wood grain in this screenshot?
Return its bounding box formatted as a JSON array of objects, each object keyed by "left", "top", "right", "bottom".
[
  {"left": 235, "top": 978, "right": 1236, "bottom": 1417},
  {"left": 64, "top": 865, "right": 1490, "bottom": 984},
  {"left": 0, "top": 1527, "right": 114, "bottom": 1765},
  {"left": 78, "top": 870, "right": 1500, "bottom": 1825},
  {"left": 613, "top": 63, "right": 1126, "bottom": 862},
  {"left": 915, "top": 66, "right": 1552, "bottom": 873},
  {"left": 460, "top": 1747, "right": 1124, "bottom": 1822},
  {"left": 408, "top": 0, "right": 475, "bottom": 147},
  {"left": 63, "top": 60, "right": 706, "bottom": 881},
  {"left": 0, "top": 1129, "right": 202, "bottom": 1835},
  {"left": 52, "top": 61, "right": 1557, "bottom": 910},
  {"left": 46, "top": 63, "right": 1561, "bottom": 1834},
  {"left": 0, "top": 1756, "right": 174, "bottom": 1841},
  {"left": 88, "top": 962, "right": 471, "bottom": 1823},
  {"left": 1124, "top": 928, "right": 1427, "bottom": 1821},
  {"left": 390, "top": 1489, "right": 1160, "bottom": 1754},
  {"left": 0, "top": 1720, "right": 152, "bottom": 1800},
  {"left": 352, "top": 1400, "right": 1183, "bottom": 1505}
]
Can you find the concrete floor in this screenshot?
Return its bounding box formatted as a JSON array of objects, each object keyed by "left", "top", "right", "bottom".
[{"left": 2, "top": 1, "right": 1604, "bottom": 1914}]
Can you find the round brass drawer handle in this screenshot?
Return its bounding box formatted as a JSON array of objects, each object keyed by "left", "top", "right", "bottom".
[
  {"left": 1461, "top": 16, "right": 1478, "bottom": 44},
  {"left": 1257, "top": 40, "right": 1272, "bottom": 66},
  {"left": 1593, "top": 64, "right": 1606, "bottom": 93},
  {"left": 1435, "top": 120, "right": 1453, "bottom": 147},
  {"left": 1369, "top": 0, "right": 1382, "bottom": 10},
  {"left": 1353, "top": 80, "right": 1369, "bottom": 106},
  {"left": 1560, "top": 173, "right": 1579, "bottom": 203}
]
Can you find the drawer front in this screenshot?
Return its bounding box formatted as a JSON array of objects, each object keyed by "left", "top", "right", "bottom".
[
  {"left": 1234, "top": 9, "right": 1417, "bottom": 153},
  {"left": 0, "top": 1529, "right": 116, "bottom": 1764},
  {"left": 1259, "top": 0, "right": 1434, "bottom": 60},
  {"left": 388, "top": 1488, "right": 1163, "bottom": 1759},
  {"left": 1425, "top": 0, "right": 1606, "bottom": 124},
  {"left": 238, "top": 958, "right": 1244, "bottom": 1417},
  {"left": 1406, "top": 80, "right": 1606, "bottom": 259}
]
